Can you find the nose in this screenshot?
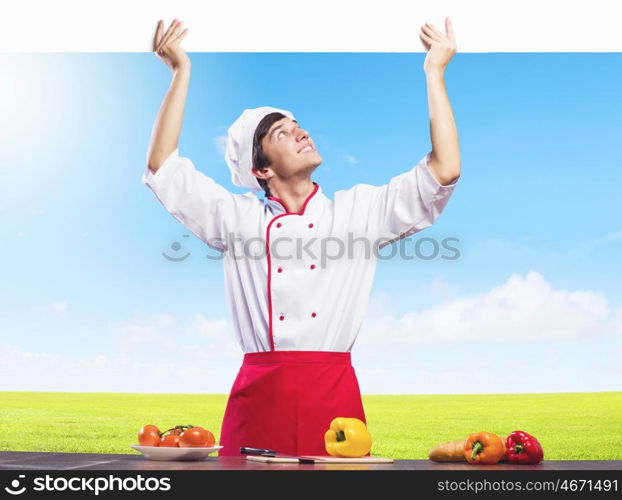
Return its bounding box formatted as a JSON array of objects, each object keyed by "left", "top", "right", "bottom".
[{"left": 296, "top": 127, "right": 309, "bottom": 141}]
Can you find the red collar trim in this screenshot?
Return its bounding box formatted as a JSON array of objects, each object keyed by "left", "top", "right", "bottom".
[{"left": 267, "top": 182, "right": 319, "bottom": 215}]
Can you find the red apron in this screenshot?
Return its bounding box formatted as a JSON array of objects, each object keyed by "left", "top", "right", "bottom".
[{"left": 218, "top": 350, "right": 368, "bottom": 456}]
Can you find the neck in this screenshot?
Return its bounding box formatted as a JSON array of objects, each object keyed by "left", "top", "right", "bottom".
[{"left": 268, "top": 176, "right": 316, "bottom": 213}]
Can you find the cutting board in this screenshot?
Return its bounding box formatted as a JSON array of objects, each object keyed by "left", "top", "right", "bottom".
[{"left": 246, "top": 455, "right": 394, "bottom": 464}]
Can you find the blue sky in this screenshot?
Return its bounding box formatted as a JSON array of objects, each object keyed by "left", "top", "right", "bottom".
[{"left": 0, "top": 53, "right": 620, "bottom": 394}]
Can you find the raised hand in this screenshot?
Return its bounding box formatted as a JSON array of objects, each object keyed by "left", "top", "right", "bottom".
[
  {"left": 419, "top": 16, "right": 457, "bottom": 74},
  {"left": 153, "top": 19, "right": 190, "bottom": 73}
]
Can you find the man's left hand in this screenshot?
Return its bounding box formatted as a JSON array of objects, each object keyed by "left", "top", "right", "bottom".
[{"left": 420, "top": 16, "right": 457, "bottom": 74}]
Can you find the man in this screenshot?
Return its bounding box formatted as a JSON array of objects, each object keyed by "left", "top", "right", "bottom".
[{"left": 144, "top": 17, "right": 460, "bottom": 456}]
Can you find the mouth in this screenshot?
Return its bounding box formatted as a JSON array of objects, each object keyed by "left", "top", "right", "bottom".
[{"left": 297, "top": 144, "right": 315, "bottom": 154}]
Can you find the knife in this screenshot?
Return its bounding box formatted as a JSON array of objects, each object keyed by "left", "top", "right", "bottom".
[
  {"left": 240, "top": 446, "right": 277, "bottom": 456},
  {"left": 240, "top": 447, "right": 316, "bottom": 463}
]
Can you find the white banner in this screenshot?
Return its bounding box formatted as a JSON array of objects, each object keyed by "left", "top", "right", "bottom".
[{"left": 1, "top": 0, "right": 619, "bottom": 52}]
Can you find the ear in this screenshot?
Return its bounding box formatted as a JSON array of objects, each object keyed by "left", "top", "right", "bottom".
[{"left": 252, "top": 166, "right": 273, "bottom": 181}]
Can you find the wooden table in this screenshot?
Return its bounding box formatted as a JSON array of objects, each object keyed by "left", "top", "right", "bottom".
[{"left": 1, "top": 452, "right": 621, "bottom": 470}]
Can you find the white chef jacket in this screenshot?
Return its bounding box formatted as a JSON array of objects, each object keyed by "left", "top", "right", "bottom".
[{"left": 142, "top": 149, "right": 459, "bottom": 353}]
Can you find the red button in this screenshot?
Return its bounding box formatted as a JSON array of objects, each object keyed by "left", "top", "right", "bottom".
[
  {"left": 308, "top": 223, "right": 314, "bottom": 228},
  {"left": 277, "top": 267, "right": 283, "bottom": 273},
  {"left": 276, "top": 222, "right": 282, "bottom": 228},
  {"left": 310, "top": 264, "right": 316, "bottom": 270},
  {"left": 311, "top": 312, "right": 317, "bottom": 318},
  {"left": 279, "top": 315, "right": 285, "bottom": 321}
]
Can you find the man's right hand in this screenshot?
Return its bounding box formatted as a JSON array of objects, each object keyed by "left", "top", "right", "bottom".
[{"left": 153, "top": 19, "right": 190, "bottom": 73}]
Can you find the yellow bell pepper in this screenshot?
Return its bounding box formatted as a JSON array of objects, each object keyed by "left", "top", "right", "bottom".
[{"left": 324, "top": 417, "right": 372, "bottom": 457}]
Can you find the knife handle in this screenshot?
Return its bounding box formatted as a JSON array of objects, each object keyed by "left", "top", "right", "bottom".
[{"left": 240, "top": 446, "right": 277, "bottom": 456}]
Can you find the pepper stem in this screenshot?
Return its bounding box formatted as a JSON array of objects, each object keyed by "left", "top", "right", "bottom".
[
  {"left": 515, "top": 443, "right": 524, "bottom": 454},
  {"left": 471, "top": 441, "right": 484, "bottom": 461},
  {"left": 336, "top": 430, "right": 346, "bottom": 442}
]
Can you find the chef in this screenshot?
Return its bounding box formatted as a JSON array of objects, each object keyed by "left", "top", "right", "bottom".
[{"left": 144, "top": 17, "right": 460, "bottom": 457}]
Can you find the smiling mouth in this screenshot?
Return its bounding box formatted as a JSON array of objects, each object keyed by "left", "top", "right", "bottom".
[{"left": 298, "top": 145, "right": 315, "bottom": 154}]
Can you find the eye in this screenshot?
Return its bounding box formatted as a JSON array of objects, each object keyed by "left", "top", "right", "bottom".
[{"left": 277, "top": 131, "right": 285, "bottom": 139}]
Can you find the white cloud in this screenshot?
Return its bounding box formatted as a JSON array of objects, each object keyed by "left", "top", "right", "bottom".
[
  {"left": 50, "top": 300, "right": 69, "bottom": 317},
  {"left": 189, "top": 314, "right": 230, "bottom": 339},
  {"left": 352, "top": 271, "right": 622, "bottom": 393},
  {"left": 110, "top": 312, "right": 240, "bottom": 362},
  {"left": 27, "top": 300, "right": 70, "bottom": 317},
  {"left": 0, "top": 343, "right": 236, "bottom": 393},
  {"left": 0, "top": 312, "right": 244, "bottom": 393},
  {"left": 367, "top": 291, "right": 394, "bottom": 317},
  {"left": 4, "top": 273, "right": 621, "bottom": 394},
  {"left": 344, "top": 154, "right": 358, "bottom": 164},
  {"left": 425, "top": 276, "right": 458, "bottom": 302},
  {"left": 215, "top": 135, "right": 228, "bottom": 155},
  {"left": 361, "top": 270, "right": 621, "bottom": 345}
]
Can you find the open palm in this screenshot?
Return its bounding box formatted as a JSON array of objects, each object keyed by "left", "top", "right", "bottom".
[
  {"left": 153, "top": 19, "right": 190, "bottom": 73},
  {"left": 419, "top": 16, "right": 457, "bottom": 73}
]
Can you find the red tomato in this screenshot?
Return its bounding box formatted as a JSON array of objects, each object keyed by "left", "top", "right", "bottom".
[
  {"left": 160, "top": 433, "right": 181, "bottom": 447},
  {"left": 204, "top": 429, "right": 216, "bottom": 447},
  {"left": 138, "top": 425, "right": 161, "bottom": 447},
  {"left": 179, "top": 426, "right": 216, "bottom": 448}
]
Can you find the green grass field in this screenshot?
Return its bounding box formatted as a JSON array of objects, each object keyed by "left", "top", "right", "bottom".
[{"left": 1, "top": 391, "right": 620, "bottom": 460}]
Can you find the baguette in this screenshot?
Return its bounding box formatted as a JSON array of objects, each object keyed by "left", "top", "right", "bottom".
[{"left": 428, "top": 439, "right": 467, "bottom": 462}]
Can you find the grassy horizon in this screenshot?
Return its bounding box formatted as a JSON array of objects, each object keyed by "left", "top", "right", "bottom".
[{"left": 1, "top": 391, "right": 620, "bottom": 460}]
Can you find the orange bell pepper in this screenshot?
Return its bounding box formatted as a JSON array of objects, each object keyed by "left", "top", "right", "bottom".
[{"left": 464, "top": 432, "right": 506, "bottom": 465}]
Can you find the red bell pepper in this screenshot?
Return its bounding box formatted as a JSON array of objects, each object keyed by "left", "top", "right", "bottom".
[{"left": 505, "top": 430, "right": 544, "bottom": 464}]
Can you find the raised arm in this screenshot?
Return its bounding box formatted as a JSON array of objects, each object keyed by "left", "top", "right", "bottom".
[
  {"left": 142, "top": 19, "right": 256, "bottom": 253},
  {"left": 147, "top": 19, "right": 191, "bottom": 173},
  {"left": 420, "top": 16, "right": 461, "bottom": 185},
  {"left": 344, "top": 17, "right": 461, "bottom": 248}
]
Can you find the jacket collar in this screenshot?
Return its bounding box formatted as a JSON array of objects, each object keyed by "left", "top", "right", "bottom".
[{"left": 266, "top": 182, "right": 323, "bottom": 216}]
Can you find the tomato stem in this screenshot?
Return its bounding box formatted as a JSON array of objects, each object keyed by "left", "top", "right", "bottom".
[{"left": 160, "top": 424, "right": 193, "bottom": 436}]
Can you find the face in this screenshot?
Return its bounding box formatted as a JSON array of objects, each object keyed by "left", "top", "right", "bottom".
[{"left": 257, "top": 117, "right": 322, "bottom": 181}]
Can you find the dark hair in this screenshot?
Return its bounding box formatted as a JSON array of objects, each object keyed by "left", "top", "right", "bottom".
[{"left": 252, "top": 112, "right": 287, "bottom": 198}]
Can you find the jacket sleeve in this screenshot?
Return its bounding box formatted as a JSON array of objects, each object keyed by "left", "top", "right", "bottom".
[
  {"left": 362, "top": 151, "right": 460, "bottom": 248},
  {"left": 142, "top": 148, "right": 239, "bottom": 252}
]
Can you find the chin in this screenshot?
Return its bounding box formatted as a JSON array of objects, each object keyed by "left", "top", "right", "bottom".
[
  {"left": 311, "top": 153, "right": 323, "bottom": 167},
  {"left": 301, "top": 158, "right": 321, "bottom": 176}
]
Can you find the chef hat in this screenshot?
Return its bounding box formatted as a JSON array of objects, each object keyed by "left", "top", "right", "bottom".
[{"left": 225, "top": 106, "right": 296, "bottom": 192}]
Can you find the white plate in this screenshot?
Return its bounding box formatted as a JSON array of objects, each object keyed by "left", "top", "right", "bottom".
[{"left": 130, "top": 444, "right": 224, "bottom": 461}]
